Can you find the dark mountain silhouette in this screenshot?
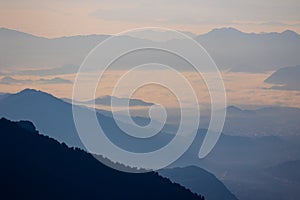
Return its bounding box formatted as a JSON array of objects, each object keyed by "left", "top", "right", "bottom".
[
  {"left": 159, "top": 166, "right": 238, "bottom": 200},
  {"left": 264, "top": 65, "right": 300, "bottom": 91},
  {"left": 0, "top": 117, "right": 204, "bottom": 200},
  {"left": 2, "top": 89, "right": 300, "bottom": 200},
  {"left": 0, "top": 89, "right": 239, "bottom": 199}
]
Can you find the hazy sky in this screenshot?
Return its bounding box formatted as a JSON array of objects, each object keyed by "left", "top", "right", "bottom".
[{"left": 1, "top": 0, "right": 300, "bottom": 37}]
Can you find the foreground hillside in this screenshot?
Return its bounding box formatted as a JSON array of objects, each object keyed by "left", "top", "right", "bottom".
[{"left": 0, "top": 118, "right": 203, "bottom": 200}]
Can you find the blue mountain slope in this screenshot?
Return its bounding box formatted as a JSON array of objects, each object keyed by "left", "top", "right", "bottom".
[
  {"left": 264, "top": 65, "right": 300, "bottom": 91},
  {"left": 159, "top": 166, "right": 238, "bottom": 200},
  {"left": 0, "top": 88, "right": 174, "bottom": 152}
]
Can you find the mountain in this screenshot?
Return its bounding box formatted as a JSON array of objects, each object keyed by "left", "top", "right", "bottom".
[
  {"left": 0, "top": 88, "right": 85, "bottom": 148},
  {"left": 0, "top": 90, "right": 240, "bottom": 199},
  {"left": 2, "top": 89, "right": 300, "bottom": 199},
  {"left": 1, "top": 27, "right": 300, "bottom": 73},
  {"left": 266, "top": 160, "right": 300, "bottom": 183},
  {"left": 0, "top": 76, "right": 72, "bottom": 85},
  {"left": 159, "top": 166, "right": 238, "bottom": 200},
  {"left": 85, "top": 95, "right": 155, "bottom": 107},
  {"left": 264, "top": 65, "right": 300, "bottom": 91},
  {"left": 1, "top": 89, "right": 300, "bottom": 170},
  {"left": 221, "top": 106, "right": 300, "bottom": 137},
  {"left": 0, "top": 27, "right": 109, "bottom": 70},
  {"left": 0, "top": 92, "right": 10, "bottom": 100},
  {"left": 196, "top": 28, "right": 300, "bottom": 72},
  {"left": 0, "top": 28, "right": 155, "bottom": 72},
  {"left": 174, "top": 129, "right": 300, "bottom": 173},
  {"left": 0, "top": 88, "right": 175, "bottom": 153},
  {"left": 171, "top": 129, "right": 300, "bottom": 200},
  {"left": 232, "top": 159, "right": 300, "bottom": 200},
  {"left": 0, "top": 117, "right": 203, "bottom": 200},
  {"left": 64, "top": 95, "right": 155, "bottom": 107}
]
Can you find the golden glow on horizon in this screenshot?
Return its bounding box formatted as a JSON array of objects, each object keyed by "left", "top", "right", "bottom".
[
  {"left": 1, "top": 71, "right": 300, "bottom": 109},
  {"left": 1, "top": 1, "right": 300, "bottom": 37}
]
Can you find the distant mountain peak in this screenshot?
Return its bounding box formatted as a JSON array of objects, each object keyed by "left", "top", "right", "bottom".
[
  {"left": 1, "top": 76, "right": 15, "bottom": 81},
  {"left": 85, "top": 95, "right": 155, "bottom": 107},
  {"left": 12, "top": 88, "right": 64, "bottom": 104},
  {"left": 202, "top": 27, "right": 300, "bottom": 38},
  {"left": 213, "top": 27, "right": 241, "bottom": 32},
  {"left": 0, "top": 27, "right": 43, "bottom": 39},
  {"left": 19, "top": 88, "right": 43, "bottom": 94},
  {"left": 226, "top": 105, "right": 243, "bottom": 112},
  {"left": 207, "top": 27, "right": 243, "bottom": 35},
  {"left": 281, "top": 29, "right": 299, "bottom": 36}
]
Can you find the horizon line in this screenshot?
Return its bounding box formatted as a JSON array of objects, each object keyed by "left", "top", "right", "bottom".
[{"left": 1, "top": 26, "right": 299, "bottom": 40}]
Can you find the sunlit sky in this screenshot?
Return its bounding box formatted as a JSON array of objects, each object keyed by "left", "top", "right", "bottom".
[{"left": 1, "top": 0, "right": 300, "bottom": 37}]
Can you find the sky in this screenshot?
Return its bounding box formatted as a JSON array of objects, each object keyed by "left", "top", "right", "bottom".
[{"left": 1, "top": 0, "right": 300, "bottom": 37}]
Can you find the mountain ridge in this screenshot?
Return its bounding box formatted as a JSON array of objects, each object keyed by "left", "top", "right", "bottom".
[
  {"left": 0, "top": 117, "right": 204, "bottom": 200},
  {"left": 1, "top": 27, "right": 299, "bottom": 40},
  {"left": 1, "top": 27, "right": 300, "bottom": 72}
]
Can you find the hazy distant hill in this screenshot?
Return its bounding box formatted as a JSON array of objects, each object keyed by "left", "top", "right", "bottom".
[
  {"left": 0, "top": 27, "right": 108, "bottom": 70},
  {"left": 0, "top": 88, "right": 85, "bottom": 148},
  {"left": 0, "top": 76, "right": 72, "bottom": 85},
  {"left": 222, "top": 105, "right": 300, "bottom": 136},
  {"left": 266, "top": 160, "right": 300, "bottom": 183},
  {"left": 1, "top": 27, "right": 300, "bottom": 73},
  {"left": 63, "top": 95, "right": 154, "bottom": 107},
  {"left": 0, "top": 88, "right": 174, "bottom": 153},
  {"left": 1, "top": 89, "right": 300, "bottom": 171},
  {"left": 196, "top": 28, "right": 300, "bottom": 72},
  {"left": 0, "top": 118, "right": 203, "bottom": 200},
  {"left": 159, "top": 166, "right": 238, "bottom": 200},
  {"left": 264, "top": 65, "right": 300, "bottom": 91},
  {"left": 1, "top": 89, "right": 300, "bottom": 168}
]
